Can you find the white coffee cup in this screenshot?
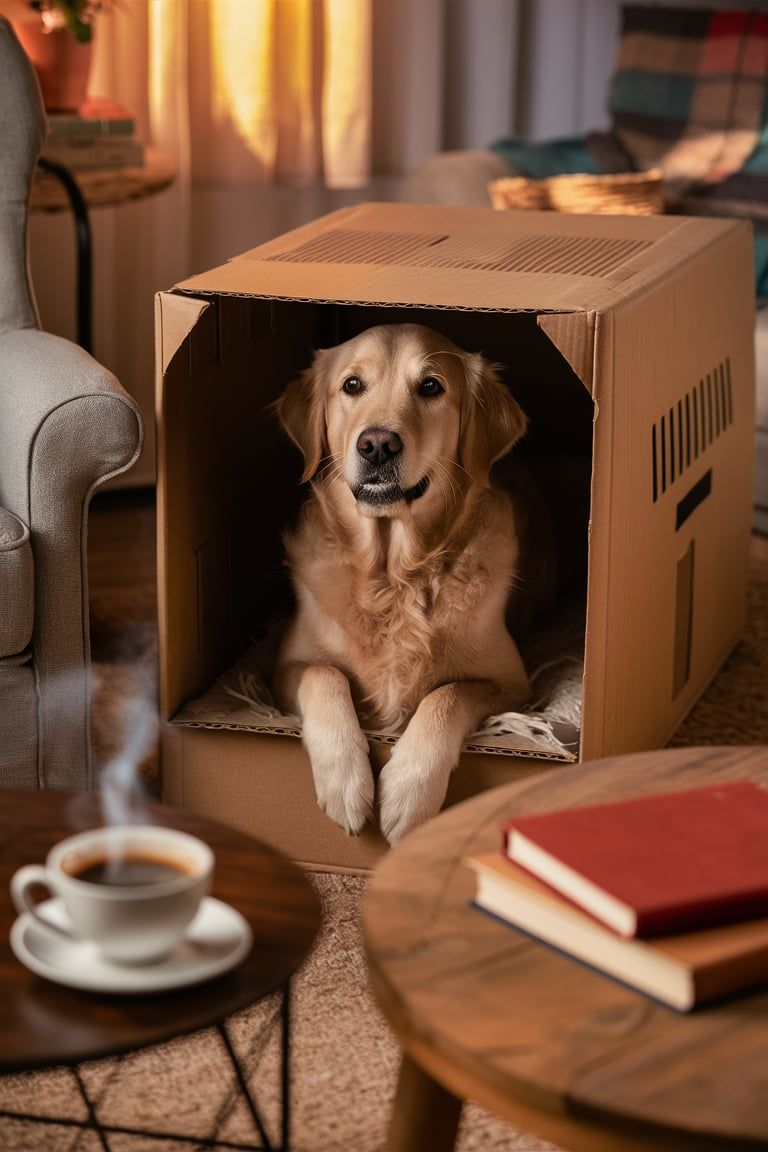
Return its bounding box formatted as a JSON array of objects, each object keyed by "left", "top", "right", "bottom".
[{"left": 11, "top": 825, "right": 213, "bottom": 965}]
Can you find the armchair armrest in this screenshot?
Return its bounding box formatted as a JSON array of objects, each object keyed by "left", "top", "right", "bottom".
[{"left": 0, "top": 328, "right": 143, "bottom": 789}]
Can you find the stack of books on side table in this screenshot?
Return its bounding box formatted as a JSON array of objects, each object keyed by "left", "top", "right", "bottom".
[
  {"left": 466, "top": 780, "right": 768, "bottom": 1011},
  {"left": 41, "top": 98, "right": 144, "bottom": 171}
]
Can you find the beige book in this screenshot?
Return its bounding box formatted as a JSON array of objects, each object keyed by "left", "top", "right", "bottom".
[{"left": 466, "top": 852, "right": 768, "bottom": 1012}]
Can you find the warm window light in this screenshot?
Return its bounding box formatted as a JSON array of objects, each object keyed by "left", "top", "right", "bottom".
[
  {"left": 197, "top": 0, "right": 371, "bottom": 186},
  {"left": 274, "top": 0, "right": 315, "bottom": 180},
  {"left": 209, "top": 0, "right": 277, "bottom": 175},
  {"left": 323, "top": 0, "right": 372, "bottom": 187},
  {"left": 148, "top": 0, "right": 190, "bottom": 163}
]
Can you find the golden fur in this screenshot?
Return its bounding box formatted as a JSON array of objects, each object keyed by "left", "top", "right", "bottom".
[{"left": 274, "top": 323, "right": 535, "bottom": 843}]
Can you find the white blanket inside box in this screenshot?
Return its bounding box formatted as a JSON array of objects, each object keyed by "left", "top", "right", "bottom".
[{"left": 155, "top": 203, "right": 755, "bottom": 867}]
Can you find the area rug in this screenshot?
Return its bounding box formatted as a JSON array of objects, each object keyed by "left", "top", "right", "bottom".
[{"left": 1, "top": 535, "right": 766, "bottom": 1152}]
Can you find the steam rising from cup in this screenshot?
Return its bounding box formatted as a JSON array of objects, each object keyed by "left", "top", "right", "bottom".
[{"left": 98, "top": 692, "right": 158, "bottom": 829}]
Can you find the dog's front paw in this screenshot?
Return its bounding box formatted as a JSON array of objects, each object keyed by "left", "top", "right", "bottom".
[
  {"left": 378, "top": 738, "right": 453, "bottom": 845},
  {"left": 302, "top": 720, "right": 374, "bottom": 836}
]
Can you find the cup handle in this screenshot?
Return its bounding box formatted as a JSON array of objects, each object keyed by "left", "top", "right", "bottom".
[{"left": 10, "top": 865, "right": 74, "bottom": 940}]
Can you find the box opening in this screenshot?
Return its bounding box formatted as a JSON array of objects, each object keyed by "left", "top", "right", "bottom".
[{"left": 162, "top": 297, "right": 594, "bottom": 763}]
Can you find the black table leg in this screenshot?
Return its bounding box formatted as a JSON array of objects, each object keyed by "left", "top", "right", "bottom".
[
  {"left": 36, "top": 156, "right": 93, "bottom": 353},
  {"left": 1, "top": 982, "right": 292, "bottom": 1151},
  {"left": 217, "top": 978, "right": 292, "bottom": 1151},
  {"left": 73, "top": 1065, "right": 111, "bottom": 1152},
  {"left": 280, "top": 978, "right": 291, "bottom": 1152}
]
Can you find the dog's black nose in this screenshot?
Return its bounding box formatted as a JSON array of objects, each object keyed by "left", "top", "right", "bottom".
[{"left": 356, "top": 427, "right": 403, "bottom": 466}]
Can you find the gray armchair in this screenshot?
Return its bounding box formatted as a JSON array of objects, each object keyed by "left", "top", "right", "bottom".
[{"left": 0, "top": 16, "right": 143, "bottom": 789}]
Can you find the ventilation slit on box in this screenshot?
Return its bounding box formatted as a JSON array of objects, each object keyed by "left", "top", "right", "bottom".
[
  {"left": 673, "top": 541, "right": 695, "bottom": 698},
  {"left": 652, "top": 358, "right": 732, "bottom": 503},
  {"left": 676, "top": 470, "right": 712, "bottom": 531},
  {"left": 685, "top": 393, "right": 691, "bottom": 468},
  {"left": 669, "top": 406, "right": 676, "bottom": 485},
  {"left": 652, "top": 425, "right": 659, "bottom": 502},
  {"left": 677, "top": 399, "right": 684, "bottom": 478}
]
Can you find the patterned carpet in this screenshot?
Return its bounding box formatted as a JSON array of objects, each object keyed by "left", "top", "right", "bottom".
[{"left": 1, "top": 534, "right": 766, "bottom": 1152}]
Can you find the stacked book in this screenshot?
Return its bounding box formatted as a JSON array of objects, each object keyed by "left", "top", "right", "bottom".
[
  {"left": 41, "top": 98, "right": 144, "bottom": 171},
  {"left": 466, "top": 780, "right": 768, "bottom": 1011}
]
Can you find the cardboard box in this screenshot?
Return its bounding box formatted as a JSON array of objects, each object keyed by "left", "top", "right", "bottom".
[{"left": 156, "top": 203, "right": 755, "bottom": 871}]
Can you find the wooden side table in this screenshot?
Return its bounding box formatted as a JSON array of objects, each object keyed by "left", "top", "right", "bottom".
[
  {"left": 363, "top": 746, "right": 768, "bottom": 1152},
  {"left": 30, "top": 147, "right": 176, "bottom": 351},
  {"left": 0, "top": 790, "right": 320, "bottom": 1151}
]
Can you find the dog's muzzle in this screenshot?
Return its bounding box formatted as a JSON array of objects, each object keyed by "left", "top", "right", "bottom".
[{"left": 352, "top": 425, "right": 429, "bottom": 506}]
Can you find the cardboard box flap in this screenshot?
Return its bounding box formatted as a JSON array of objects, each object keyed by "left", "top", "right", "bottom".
[
  {"left": 538, "top": 311, "right": 596, "bottom": 394},
  {"left": 174, "top": 202, "right": 742, "bottom": 316},
  {"left": 155, "top": 292, "right": 211, "bottom": 374}
]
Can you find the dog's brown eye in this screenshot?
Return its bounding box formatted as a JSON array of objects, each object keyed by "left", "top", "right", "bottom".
[
  {"left": 342, "top": 376, "right": 363, "bottom": 395},
  {"left": 418, "top": 377, "right": 444, "bottom": 397}
]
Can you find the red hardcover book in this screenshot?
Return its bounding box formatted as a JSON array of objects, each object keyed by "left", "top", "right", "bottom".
[{"left": 503, "top": 780, "right": 768, "bottom": 938}]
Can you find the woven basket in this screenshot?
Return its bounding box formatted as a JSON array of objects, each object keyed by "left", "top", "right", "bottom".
[
  {"left": 549, "top": 169, "right": 665, "bottom": 215},
  {"left": 488, "top": 175, "right": 551, "bottom": 211},
  {"left": 489, "top": 168, "right": 665, "bottom": 216}
]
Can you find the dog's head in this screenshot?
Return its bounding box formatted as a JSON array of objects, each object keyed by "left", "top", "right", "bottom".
[{"left": 278, "top": 324, "right": 527, "bottom": 518}]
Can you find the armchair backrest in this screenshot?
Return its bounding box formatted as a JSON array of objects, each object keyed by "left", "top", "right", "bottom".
[{"left": 0, "top": 16, "right": 46, "bottom": 336}]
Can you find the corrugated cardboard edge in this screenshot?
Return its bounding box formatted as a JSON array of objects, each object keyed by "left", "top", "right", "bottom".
[
  {"left": 578, "top": 307, "right": 612, "bottom": 760},
  {"left": 155, "top": 291, "right": 210, "bottom": 375},
  {"left": 155, "top": 291, "right": 212, "bottom": 723},
  {"left": 538, "top": 311, "right": 596, "bottom": 395},
  {"left": 170, "top": 718, "right": 575, "bottom": 762},
  {"left": 174, "top": 287, "right": 554, "bottom": 317}
]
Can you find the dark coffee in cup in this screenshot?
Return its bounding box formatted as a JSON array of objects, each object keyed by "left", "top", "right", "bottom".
[{"left": 65, "top": 852, "right": 195, "bottom": 887}]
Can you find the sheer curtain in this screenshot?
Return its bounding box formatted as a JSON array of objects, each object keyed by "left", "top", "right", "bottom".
[
  {"left": 92, "top": 0, "right": 373, "bottom": 188},
  {"left": 27, "top": 0, "right": 620, "bottom": 485}
]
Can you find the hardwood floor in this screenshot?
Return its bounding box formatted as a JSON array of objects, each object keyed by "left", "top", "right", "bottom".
[
  {"left": 88, "top": 487, "right": 157, "bottom": 603},
  {"left": 87, "top": 487, "right": 160, "bottom": 787}
]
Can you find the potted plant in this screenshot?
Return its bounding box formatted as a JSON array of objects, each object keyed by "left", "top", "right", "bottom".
[
  {"left": 14, "top": 1, "right": 111, "bottom": 111},
  {"left": 28, "top": 0, "right": 104, "bottom": 42}
]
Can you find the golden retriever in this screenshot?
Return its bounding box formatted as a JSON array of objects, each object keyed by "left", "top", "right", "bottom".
[{"left": 274, "top": 323, "right": 537, "bottom": 844}]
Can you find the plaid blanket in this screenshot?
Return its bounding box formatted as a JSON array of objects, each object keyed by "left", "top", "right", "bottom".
[
  {"left": 608, "top": 6, "right": 768, "bottom": 193},
  {"left": 492, "top": 6, "right": 768, "bottom": 295},
  {"left": 605, "top": 5, "right": 768, "bottom": 295}
]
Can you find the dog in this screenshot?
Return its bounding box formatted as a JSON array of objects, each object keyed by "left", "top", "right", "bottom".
[{"left": 273, "top": 323, "right": 545, "bottom": 844}]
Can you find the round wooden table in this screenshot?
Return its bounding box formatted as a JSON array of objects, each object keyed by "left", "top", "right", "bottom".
[
  {"left": 0, "top": 790, "right": 320, "bottom": 1150},
  {"left": 363, "top": 746, "right": 768, "bottom": 1152},
  {"left": 31, "top": 146, "right": 176, "bottom": 214}
]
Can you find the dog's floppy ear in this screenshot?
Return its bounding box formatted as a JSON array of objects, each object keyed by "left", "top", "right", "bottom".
[
  {"left": 277, "top": 349, "right": 329, "bottom": 483},
  {"left": 460, "top": 354, "right": 527, "bottom": 488}
]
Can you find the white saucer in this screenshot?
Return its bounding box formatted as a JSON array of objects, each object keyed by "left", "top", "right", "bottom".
[{"left": 10, "top": 896, "right": 254, "bottom": 994}]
